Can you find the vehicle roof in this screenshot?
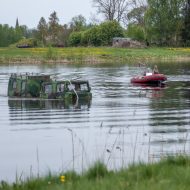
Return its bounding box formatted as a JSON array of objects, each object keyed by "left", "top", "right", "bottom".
[
  {"left": 10, "top": 73, "right": 50, "bottom": 79},
  {"left": 42, "top": 80, "right": 89, "bottom": 85},
  {"left": 9, "top": 74, "right": 89, "bottom": 84}
]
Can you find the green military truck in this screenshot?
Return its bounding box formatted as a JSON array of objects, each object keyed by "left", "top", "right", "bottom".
[{"left": 8, "top": 73, "right": 92, "bottom": 102}]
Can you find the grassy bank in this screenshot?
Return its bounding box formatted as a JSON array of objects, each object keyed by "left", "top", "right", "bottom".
[
  {"left": 0, "top": 47, "right": 190, "bottom": 65},
  {"left": 1, "top": 156, "right": 190, "bottom": 190}
]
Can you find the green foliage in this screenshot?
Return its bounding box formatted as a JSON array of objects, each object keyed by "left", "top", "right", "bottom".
[
  {"left": 145, "top": 0, "right": 184, "bottom": 46},
  {"left": 0, "top": 181, "right": 10, "bottom": 190},
  {"left": 70, "top": 15, "right": 87, "bottom": 32},
  {"left": 0, "top": 23, "right": 34, "bottom": 47},
  {"left": 126, "top": 24, "right": 145, "bottom": 41},
  {"left": 37, "top": 17, "right": 48, "bottom": 46},
  {"left": 127, "top": 6, "right": 147, "bottom": 26},
  {"left": 162, "top": 155, "right": 190, "bottom": 166},
  {"left": 98, "top": 21, "right": 124, "bottom": 46},
  {"left": 63, "top": 171, "right": 79, "bottom": 181},
  {"left": 48, "top": 11, "right": 60, "bottom": 45},
  {"left": 36, "top": 13, "right": 67, "bottom": 47},
  {"left": 2, "top": 156, "right": 190, "bottom": 190},
  {"left": 69, "top": 21, "right": 124, "bottom": 47},
  {"left": 81, "top": 26, "right": 101, "bottom": 46},
  {"left": 49, "top": 11, "right": 59, "bottom": 33},
  {"left": 0, "top": 24, "right": 22, "bottom": 47},
  {"left": 16, "top": 38, "right": 37, "bottom": 47},
  {"left": 68, "top": 32, "right": 83, "bottom": 46},
  {"left": 181, "top": 1, "right": 190, "bottom": 46},
  {"left": 84, "top": 161, "right": 108, "bottom": 179},
  {"left": 2, "top": 2, "right": 190, "bottom": 48}
]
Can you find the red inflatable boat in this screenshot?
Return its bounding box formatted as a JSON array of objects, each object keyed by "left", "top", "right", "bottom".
[{"left": 131, "top": 73, "right": 167, "bottom": 84}]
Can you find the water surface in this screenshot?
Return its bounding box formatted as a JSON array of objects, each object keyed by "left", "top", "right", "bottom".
[{"left": 0, "top": 62, "right": 190, "bottom": 182}]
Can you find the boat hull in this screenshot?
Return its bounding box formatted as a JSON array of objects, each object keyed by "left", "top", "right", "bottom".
[{"left": 131, "top": 74, "right": 167, "bottom": 84}]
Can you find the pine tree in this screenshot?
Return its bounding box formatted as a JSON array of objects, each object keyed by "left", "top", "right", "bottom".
[
  {"left": 15, "top": 18, "right": 19, "bottom": 28},
  {"left": 48, "top": 11, "right": 60, "bottom": 45},
  {"left": 37, "top": 17, "right": 48, "bottom": 46}
]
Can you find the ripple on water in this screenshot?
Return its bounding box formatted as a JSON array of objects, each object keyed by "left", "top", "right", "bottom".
[{"left": 0, "top": 64, "right": 190, "bottom": 182}]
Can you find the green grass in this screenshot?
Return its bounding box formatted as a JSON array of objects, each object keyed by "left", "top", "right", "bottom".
[
  {"left": 0, "top": 47, "right": 190, "bottom": 64},
  {"left": 1, "top": 156, "right": 190, "bottom": 190}
]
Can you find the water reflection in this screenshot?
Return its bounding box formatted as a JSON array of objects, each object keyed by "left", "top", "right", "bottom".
[
  {"left": 129, "top": 83, "right": 166, "bottom": 99},
  {"left": 147, "top": 81, "right": 190, "bottom": 159},
  {"left": 8, "top": 99, "right": 91, "bottom": 111},
  {"left": 131, "top": 82, "right": 166, "bottom": 88},
  {"left": 8, "top": 99, "right": 91, "bottom": 131}
]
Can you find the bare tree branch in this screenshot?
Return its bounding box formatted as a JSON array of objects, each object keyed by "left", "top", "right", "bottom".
[{"left": 93, "top": 0, "right": 130, "bottom": 22}]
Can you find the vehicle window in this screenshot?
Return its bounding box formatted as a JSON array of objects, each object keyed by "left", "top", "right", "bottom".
[
  {"left": 57, "top": 84, "right": 64, "bottom": 92},
  {"left": 68, "top": 84, "right": 74, "bottom": 91},
  {"left": 13, "top": 81, "right": 17, "bottom": 89},
  {"left": 80, "top": 83, "right": 88, "bottom": 91},
  {"left": 75, "top": 84, "right": 81, "bottom": 91},
  {"left": 22, "top": 81, "right": 26, "bottom": 91},
  {"left": 45, "top": 85, "right": 52, "bottom": 93}
]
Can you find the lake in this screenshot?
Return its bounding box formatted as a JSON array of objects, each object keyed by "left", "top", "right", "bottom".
[{"left": 0, "top": 62, "right": 190, "bottom": 182}]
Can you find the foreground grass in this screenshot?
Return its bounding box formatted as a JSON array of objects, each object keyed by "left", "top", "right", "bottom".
[
  {"left": 0, "top": 47, "right": 190, "bottom": 64},
  {"left": 1, "top": 156, "right": 190, "bottom": 190}
]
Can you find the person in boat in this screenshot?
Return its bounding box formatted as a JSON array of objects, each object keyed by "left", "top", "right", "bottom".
[
  {"left": 153, "top": 65, "right": 159, "bottom": 74},
  {"left": 143, "top": 68, "right": 152, "bottom": 76}
]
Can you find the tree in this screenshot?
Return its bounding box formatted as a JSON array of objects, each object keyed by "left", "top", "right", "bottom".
[
  {"left": 122, "top": 0, "right": 147, "bottom": 26},
  {"left": 0, "top": 21, "right": 35, "bottom": 47},
  {"left": 145, "top": 0, "right": 184, "bottom": 46},
  {"left": 93, "top": 0, "right": 129, "bottom": 22},
  {"left": 37, "top": 17, "right": 48, "bottom": 46},
  {"left": 48, "top": 11, "right": 60, "bottom": 45},
  {"left": 15, "top": 18, "right": 19, "bottom": 28},
  {"left": 15, "top": 25, "right": 23, "bottom": 43},
  {"left": 20, "top": 25, "right": 31, "bottom": 38},
  {"left": 126, "top": 6, "right": 147, "bottom": 26},
  {"left": 70, "top": 15, "right": 87, "bottom": 32},
  {"left": 0, "top": 24, "right": 23, "bottom": 47},
  {"left": 181, "top": 0, "right": 190, "bottom": 45},
  {"left": 126, "top": 24, "right": 145, "bottom": 41},
  {"left": 55, "top": 25, "right": 66, "bottom": 47},
  {"left": 60, "top": 24, "right": 73, "bottom": 47}
]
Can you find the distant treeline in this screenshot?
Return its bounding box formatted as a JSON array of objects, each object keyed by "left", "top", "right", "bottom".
[
  {"left": 1, "top": 0, "right": 190, "bottom": 47},
  {"left": 0, "top": 24, "right": 35, "bottom": 47}
]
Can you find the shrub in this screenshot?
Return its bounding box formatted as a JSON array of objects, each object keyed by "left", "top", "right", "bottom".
[
  {"left": 69, "top": 21, "right": 124, "bottom": 47},
  {"left": 68, "top": 32, "right": 83, "bottom": 46},
  {"left": 81, "top": 26, "right": 101, "bottom": 46},
  {"left": 98, "top": 21, "right": 124, "bottom": 46},
  {"left": 16, "top": 38, "right": 37, "bottom": 48},
  {"left": 126, "top": 24, "right": 145, "bottom": 41}
]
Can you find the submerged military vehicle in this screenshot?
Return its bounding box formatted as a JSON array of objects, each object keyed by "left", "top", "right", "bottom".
[{"left": 8, "top": 73, "right": 92, "bottom": 101}]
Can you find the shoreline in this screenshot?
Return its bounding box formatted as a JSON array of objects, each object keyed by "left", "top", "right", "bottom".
[
  {"left": 0, "top": 47, "right": 190, "bottom": 65},
  {"left": 1, "top": 56, "right": 190, "bottom": 65}
]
